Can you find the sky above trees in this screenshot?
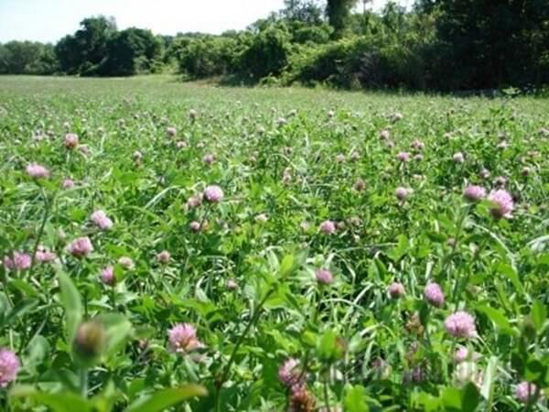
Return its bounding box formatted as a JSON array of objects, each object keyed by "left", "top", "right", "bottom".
[{"left": 0, "top": 0, "right": 408, "bottom": 43}]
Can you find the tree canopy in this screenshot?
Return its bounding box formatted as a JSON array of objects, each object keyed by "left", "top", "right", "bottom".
[
  {"left": 54, "top": 16, "right": 161, "bottom": 76},
  {"left": 1, "top": 1, "right": 547, "bottom": 91}
]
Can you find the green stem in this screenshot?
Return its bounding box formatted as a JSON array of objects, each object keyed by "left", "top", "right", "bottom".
[
  {"left": 445, "top": 205, "right": 469, "bottom": 300},
  {"left": 423, "top": 307, "right": 433, "bottom": 349},
  {"left": 84, "top": 290, "right": 89, "bottom": 318},
  {"left": 16, "top": 189, "right": 52, "bottom": 353},
  {"left": 296, "top": 287, "right": 321, "bottom": 383},
  {"left": 27, "top": 189, "right": 52, "bottom": 280},
  {"left": 442, "top": 205, "right": 469, "bottom": 273},
  {"left": 453, "top": 219, "right": 493, "bottom": 301},
  {"left": 110, "top": 286, "right": 116, "bottom": 310},
  {"left": 445, "top": 339, "right": 457, "bottom": 384},
  {"left": 1, "top": 271, "right": 13, "bottom": 307},
  {"left": 80, "top": 368, "right": 88, "bottom": 398},
  {"left": 323, "top": 371, "right": 331, "bottom": 412},
  {"left": 214, "top": 286, "right": 276, "bottom": 412},
  {"left": 297, "top": 350, "right": 310, "bottom": 383}
]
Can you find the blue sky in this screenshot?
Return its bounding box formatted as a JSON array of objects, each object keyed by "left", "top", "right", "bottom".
[{"left": 0, "top": 0, "right": 409, "bottom": 44}]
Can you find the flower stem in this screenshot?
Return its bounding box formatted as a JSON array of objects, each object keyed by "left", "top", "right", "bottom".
[
  {"left": 1, "top": 271, "right": 13, "bottom": 307},
  {"left": 214, "top": 286, "right": 276, "bottom": 411},
  {"left": 445, "top": 205, "right": 470, "bottom": 302},
  {"left": 442, "top": 205, "right": 469, "bottom": 280},
  {"left": 27, "top": 189, "right": 52, "bottom": 280},
  {"left": 80, "top": 368, "right": 88, "bottom": 398},
  {"left": 110, "top": 286, "right": 116, "bottom": 310},
  {"left": 323, "top": 372, "right": 331, "bottom": 412}
]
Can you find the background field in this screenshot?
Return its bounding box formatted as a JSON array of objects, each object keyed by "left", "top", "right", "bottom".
[{"left": 0, "top": 75, "right": 548, "bottom": 411}]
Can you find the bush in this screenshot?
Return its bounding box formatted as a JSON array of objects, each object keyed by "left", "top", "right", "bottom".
[
  {"left": 291, "top": 23, "right": 332, "bottom": 45},
  {"left": 285, "top": 32, "right": 430, "bottom": 90},
  {"left": 238, "top": 26, "right": 292, "bottom": 79},
  {"left": 176, "top": 35, "right": 240, "bottom": 78},
  {"left": 284, "top": 39, "right": 356, "bottom": 87}
]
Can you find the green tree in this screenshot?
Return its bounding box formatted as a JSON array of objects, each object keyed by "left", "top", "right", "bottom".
[
  {"left": 326, "top": 0, "right": 358, "bottom": 38},
  {"left": 282, "top": 0, "right": 325, "bottom": 24},
  {"left": 35, "top": 44, "right": 60, "bottom": 74},
  {"left": 54, "top": 15, "right": 117, "bottom": 75},
  {"left": 0, "top": 41, "right": 40, "bottom": 73},
  {"left": 103, "top": 28, "right": 161, "bottom": 76},
  {"left": 55, "top": 35, "right": 80, "bottom": 74},
  {"left": 423, "top": 0, "right": 549, "bottom": 89},
  {"left": 0, "top": 41, "right": 57, "bottom": 74},
  {"left": 76, "top": 16, "right": 117, "bottom": 73}
]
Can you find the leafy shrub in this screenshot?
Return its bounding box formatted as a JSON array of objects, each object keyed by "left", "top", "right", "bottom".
[
  {"left": 175, "top": 35, "right": 240, "bottom": 78},
  {"left": 291, "top": 23, "right": 332, "bottom": 45},
  {"left": 286, "top": 32, "right": 430, "bottom": 90},
  {"left": 238, "top": 26, "right": 292, "bottom": 79}
]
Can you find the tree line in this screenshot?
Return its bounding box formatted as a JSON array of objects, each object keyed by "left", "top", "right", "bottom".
[
  {"left": 0, "top": 17, "right": 163, "bottom": 77},
  {"left": 1, "top": 0, "right": 547, "bottom": 91}
]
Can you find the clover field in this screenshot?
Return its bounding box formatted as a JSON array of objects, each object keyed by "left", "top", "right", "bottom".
[{"left": 0, "top": 75, "right": 548, "bottom": 411}]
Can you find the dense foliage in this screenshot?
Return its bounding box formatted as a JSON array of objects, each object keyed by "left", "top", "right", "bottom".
[
  {"left": 54, "top": 17, "right": 162, "bottom": 76},
  {"left": 0, "top": 41, "right": 58, "bottom": 75},
  {"left": 0, "top": 75, "right": 548, "bottom": 411},
  {"left": 55, "top": 17, "right": 118, "bottom": 76},
  {"left": 326, "top": 0, "right": 358, "bottom": 39},
  {"left": 170, "top": 0, "right": 549, "bottom": 91},
  {"left": 103, "top": 28, "right": 163, "bottom": 76},
  {"left": 174, "top": 35, "right": 241, "bottom": 78},
  {"left": 417, "top": 0, "right": 549, "bottom": 90},
  {"left": 1, "top": 0, "right": 547, "bottom": 90}
]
